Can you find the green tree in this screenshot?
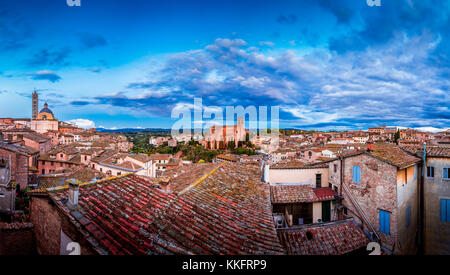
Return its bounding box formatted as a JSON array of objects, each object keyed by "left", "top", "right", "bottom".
[{"left": 394, "top": 130, "right": 400, "bottom": 144}]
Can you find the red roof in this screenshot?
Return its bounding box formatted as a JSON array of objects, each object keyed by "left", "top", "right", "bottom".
[
  {"left": 278, "top": 219, "right": 369, "bottom": 255},
  {"left": 48, "top": 163, "right": 284, "bottom": 255},
  {"left": 270, "top": 185, "right": 336, "bottom": 204},
  {"left": 313, "top": 188, "right": 337, "bottom": 201}
]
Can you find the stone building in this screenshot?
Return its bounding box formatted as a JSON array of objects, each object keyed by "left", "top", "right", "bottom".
[
  {"left": 0, "top": 142, "right": 38, "bottom": 191},
  {"left": 38, "top": 147, "right": 81, "bottom": 175},
  {"left": 327, "top": 143, "right": 421, "bottom": 255},
  {"left": 202, "top": 117, "right": 246, "bottom": 149},
  {"left": 31, "top": 102, "right": 59, "bottom": 134},
  {"left": 266, "top": 161, "right": 336, "bottom": 226},
  {"left": 402, "top": 146, "right": 450, "bottom": 255}
]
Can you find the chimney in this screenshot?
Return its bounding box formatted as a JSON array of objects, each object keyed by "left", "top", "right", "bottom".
[
  {"left": 68, "top": 181, "right": 79, "bottom": 207},
  {"left": 367, "top": 142, "right": 374, "bottom": 152}
]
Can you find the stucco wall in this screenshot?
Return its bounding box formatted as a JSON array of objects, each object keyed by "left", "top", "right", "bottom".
[
  {"left": 339, "top": 154, "right": 399, "bottom": 252},
  {"left": 424, "top": 157, "right": 450, "bottom": 255},
  {"left": 269, "top": 167, "right": 329, "bottom": 187},
  {"left": 396, "top": 165, "right": 419, "bottom": 254}
]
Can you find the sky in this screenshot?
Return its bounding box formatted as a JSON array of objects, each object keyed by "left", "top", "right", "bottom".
[{"left": 0, "top": 0, "right": 449, "bottom": 131}]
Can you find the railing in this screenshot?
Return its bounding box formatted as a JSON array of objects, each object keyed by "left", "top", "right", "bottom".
[{"left": 341, "top": 181, "right": 380, "bottom": 241}]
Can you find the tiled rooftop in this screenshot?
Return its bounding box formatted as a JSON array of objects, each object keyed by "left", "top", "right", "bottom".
[
  {"left": 271, "top": 160, "right": 328, "bottom": 169},
  {"left": 0, "top": 142, "right": 38, "bottom": 155},
  {"left": 270, "top": 185, "right": 337, "bottom": 204},
  {"left": 401, "top": 145, "right": 450, "bottom": 158},
  {"left": 128, "top": 153, "right": 151, "bottom": 163},
  {"left": 323, "top": 144, "right": 421, "bottom": 169},
  {"left": 36, "top": 167, "right": 103, "bottom": 190},
  {"left": 369, "top": 144, "right": 421, "bottom": 169},
  {"left": 161, "top": 163, "right": 218, "bottom": 194},
  {"left": 277, "top": 219, "right": 369, "bottom": 255},
  {"left": 46, "top": 162, "right": 284, "bottom": 255}
]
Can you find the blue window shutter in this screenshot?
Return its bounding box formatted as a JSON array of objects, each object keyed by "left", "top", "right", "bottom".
[
  {"left": 441, "top": 199, "right": 447, "bottom": 222},
  {"left": 385, "top": 211, "right": 390, "bottom": 234},
  {"left": 353, "top": 166, "right": 360, "bottom": 183},
  {"left": 356, "top": 166, "right": 361, "bottom": 182},
  {"left": 447, "top": 200, "right": 450, "bottom": 222},
  {"left": 379, "top": 210, "right": 390, "bottom": 234},
  {"left": 444, "top": 168, "right": 449, "bottom": 179},
  {"left": 379, "top": 210, "right": 384, "bottom": 232}
]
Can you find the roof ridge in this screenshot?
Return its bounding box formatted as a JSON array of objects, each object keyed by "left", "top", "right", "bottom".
[
  {"left": 44, "top": 172, "right": 133, "bottom": 192},
  {"left": 177, "top": 162, "right": 225, "bottom": 196}
]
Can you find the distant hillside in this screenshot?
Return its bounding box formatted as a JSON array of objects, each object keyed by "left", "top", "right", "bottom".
[{"left": 96, "top": 127, "right": 171, "bottom": 133}]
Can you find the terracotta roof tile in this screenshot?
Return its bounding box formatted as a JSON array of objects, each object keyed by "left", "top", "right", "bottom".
[
  {"left": 47, "top": 163, "right": 284, "bottom": 255},
  {"left": 369, "top": 144, "right": 421, "bottom": 169},
  {"left": 401, "top": 145, "right": 450, "bottom": 158},
  {"left": 278, "top": 219, "right": 369, "bottom": 255},
  {"left": 270, "top": 185, "right": 336, "bottom": 204}
]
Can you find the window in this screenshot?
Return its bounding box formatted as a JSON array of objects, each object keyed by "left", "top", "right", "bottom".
[
  {"left": 444, "top": 168, "right": 450, "bottom": 180},
  {"left": 42, "top": 169, "right": 45, "bottom": 174},
  {"left": 426, "top": 166, "right": 434, "bottom": 178},
  {"left": 334, "top": 164, "right": 337, "bottom": 173},
  {"left": 379, "top": 210, "right": 390, "bottom": 234},
  {"left": 441, "top": 199, "right": 450, "bottom": 222},
  {"left": 406, "top": 205, "right": 411, "bottom": 228},
  {"left": 315, "top": 174, "right": 322, "bottom": 188},
  {"left": 352, "top": 166, "right": 361, "bottom": 183}
]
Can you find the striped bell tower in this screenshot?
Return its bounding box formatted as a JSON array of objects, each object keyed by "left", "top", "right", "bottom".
[{"left": 32, "top": 90, "right": 38, "bottom": 119}]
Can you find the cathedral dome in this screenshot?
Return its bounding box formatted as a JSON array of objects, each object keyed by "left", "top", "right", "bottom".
[
  {"left": 39, "top": 103, "right": 53, "bottom": 115},
  {"left": 37, "top": 103, "right": 55, "bottom": 120}
]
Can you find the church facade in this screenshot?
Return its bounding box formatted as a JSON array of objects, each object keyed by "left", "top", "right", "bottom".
[{"left": 30, "top": 91, "right": 59, "bottom": 133}]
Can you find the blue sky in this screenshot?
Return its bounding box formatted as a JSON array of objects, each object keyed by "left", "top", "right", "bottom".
[{"left": 0, "top": 0, "right": 449, "bottom": 131}]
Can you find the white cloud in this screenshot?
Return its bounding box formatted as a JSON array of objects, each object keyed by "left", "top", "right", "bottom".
[
  {"left": 67, "top": 119, "right": 96, "bottom": 129},
  {"left": 258, "top": 41, "right": 275, "bottom": 47}
]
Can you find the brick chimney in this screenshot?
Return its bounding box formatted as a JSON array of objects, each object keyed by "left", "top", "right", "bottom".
[
  {"left": 68, "top": 181, "right": 79, "bottom": 207},
  {"left": 367, "top": 142, "right": 374, "bottom": 152}
]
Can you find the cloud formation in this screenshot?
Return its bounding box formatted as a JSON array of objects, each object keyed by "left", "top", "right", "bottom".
[
  {"left": 81, "top": 32, "right": 449, "bottom": 129},
  {"left": 27, "top": 48, "right": 71, "bottom": 67},
  {"left": 67, "top": 118, "right": 96, "bottom": 129},
  {"left": 26, "top": 70, "right": 62, "bottom": 82}
]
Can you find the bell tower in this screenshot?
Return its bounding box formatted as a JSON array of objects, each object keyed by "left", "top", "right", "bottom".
[{"left": 32, "top": 90, "right": 38, "bottom": 119}]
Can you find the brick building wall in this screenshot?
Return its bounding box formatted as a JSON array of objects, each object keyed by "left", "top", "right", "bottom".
[
  {"left": 0, "top": 148, "right": 29, "bottom": 190},
  {"left": 38, "top": 160, "right": 77, "bottom": 175},
  {"left": 0, "top": 223, "right": 35, "bottom": 255},
  {"left": 22, "top": 137, "right": 47, "bottom": 154},
  {"left": 329, "top": 154, "right": 399, "bottom": 252},
  {"left": 30, "top": 196, "right": 96, "bottom": 255}
]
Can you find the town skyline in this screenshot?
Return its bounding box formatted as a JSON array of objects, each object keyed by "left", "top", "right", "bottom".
[{"left": 0, "top": 0, "right": 449, "bottom": 130}]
